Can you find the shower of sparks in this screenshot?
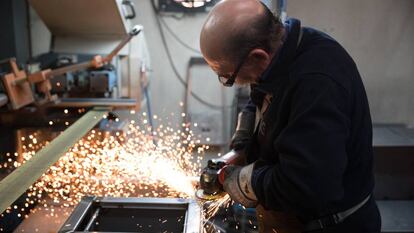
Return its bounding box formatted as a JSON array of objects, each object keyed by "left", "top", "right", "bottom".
[
  {"left": 0, "top": 111, "right": 238, "bottom": 232},
  {"left": 1, "top": 116, "right": 204, "bottom": 211},
  {"left": 203, "top": 195, "right": 231, "bottom": 218}
]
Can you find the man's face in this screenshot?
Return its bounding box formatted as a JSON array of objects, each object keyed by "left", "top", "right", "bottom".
[{"left": 205, "top": 53, "right": 266, "bottom": 87}]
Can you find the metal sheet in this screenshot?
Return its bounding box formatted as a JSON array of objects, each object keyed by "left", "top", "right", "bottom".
[
  {"left": 0, "top": 107, "right": 109, "bottom": 213},
  {"left": 373, "top": 124, "right": 414, "bottom": 147},
  {"left": 378, "top": 200, "right": 414, "bottom": 233}
]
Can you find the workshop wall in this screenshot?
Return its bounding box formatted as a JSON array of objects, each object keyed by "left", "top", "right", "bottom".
[
  {"left": 288, "top": 0, "right": 414, "bottom": 126},
  {"left": 133, "top": 0, "right": 414, "bottom": 128},
  {"left": 29, "top": 7, "right": 50, "bottom": 56},
  {"left": 29, "top": 0, "right": 414, "bottom": 128},
  {"left": 130, "top": 0, "right": 235, "bottom": 143},
  {"left": 130, "top": 0, "right": 212, "bottom": 118},
  {"left": 29, "top": 1, "right": 235, "bottom": 143}
]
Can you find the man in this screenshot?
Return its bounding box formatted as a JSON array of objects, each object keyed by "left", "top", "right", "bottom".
[{"left": 199, "top": 0, "right": 381, "bottom": 232}]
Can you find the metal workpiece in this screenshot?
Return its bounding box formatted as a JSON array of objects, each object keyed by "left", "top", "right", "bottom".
[
  {"left": 54, "top": 98, "right": 137, "bottom": 108},
  {"left": 59, "top": 197, "right": 202, "bottom": 233},
  {"left": 0, "top": 93, "right": 8, "bottom": 107},
  {"left": 0, "top": 107, "right": 110, "bottom": 214},
  {"left": 377, "top": 200, "right": 414, "bottom": 233}
]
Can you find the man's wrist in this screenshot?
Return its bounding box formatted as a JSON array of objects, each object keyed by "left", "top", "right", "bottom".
[
  {"left": 223, "top": 164, "right": 258, "bottom": 208},
  {"left": 238, "top": 163, "right": 257, "bottom": 201}
]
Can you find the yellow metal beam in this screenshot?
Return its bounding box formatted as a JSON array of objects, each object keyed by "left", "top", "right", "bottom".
[{"left": 0, "top": 107, "right": 109, "bottom": 213}]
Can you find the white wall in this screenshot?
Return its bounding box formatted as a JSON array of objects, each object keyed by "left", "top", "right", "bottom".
[
  {"left": 130, "top": 0, "right": 235, "bottom": 142},
  {"left": 133, "top": 0, "right": 414, "bottom": 128},
  {"left": 29, "top": 6, "right": 50, "bottom": 56},
  {"left": 29, "top": 0, "right": 414, "bottom": 127},
  {"left": 287, "top": 0, "right": 414, "bottom": 126},
  {"left": 131, "top": 1, "right": 200, "bottom": 117}
]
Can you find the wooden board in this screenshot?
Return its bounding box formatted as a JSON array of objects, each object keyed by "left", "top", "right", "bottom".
[{"left": 29, "top": 0, "right": 128, "bottom": 38}]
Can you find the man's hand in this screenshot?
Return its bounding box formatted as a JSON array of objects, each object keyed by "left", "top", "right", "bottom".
[
  {"left": 222, "top": 163, "right": 258, "bottom": 208},
  {"left": 230, "top": 111, "right": 256, "bottom": 150}
]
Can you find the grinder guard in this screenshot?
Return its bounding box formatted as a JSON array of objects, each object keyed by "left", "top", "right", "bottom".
[{"left": 196, "top": 150, "right": 246, "bottom": 200}]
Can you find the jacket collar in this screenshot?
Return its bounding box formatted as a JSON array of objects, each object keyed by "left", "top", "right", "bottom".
[{"left": 251, "top": 18, "right": 302, "bottom": 105}]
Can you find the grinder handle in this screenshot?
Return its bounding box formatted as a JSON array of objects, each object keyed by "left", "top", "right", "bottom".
[
  {"left": 216, "top": 150, "right": 246, "bottom": 185},
  {"left": 218, "top": 165, "right": 228, "bottom": 185}
]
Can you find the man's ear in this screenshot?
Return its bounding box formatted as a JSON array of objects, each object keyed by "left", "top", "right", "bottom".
[
  {"left": 248, "top": 49, "right": 271, "bottom": 63},
  {"left": 245, "top": 48, "right": 272, "bottom": 72}
]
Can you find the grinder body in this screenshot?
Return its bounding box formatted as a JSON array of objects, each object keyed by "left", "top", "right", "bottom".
[{"left": 197, "top": 150, "right": 245, "bottom": 200}]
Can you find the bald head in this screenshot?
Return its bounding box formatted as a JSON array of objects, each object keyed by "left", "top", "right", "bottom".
[{"left": 200, "top": 0, "right": 283, "bottom": 65}]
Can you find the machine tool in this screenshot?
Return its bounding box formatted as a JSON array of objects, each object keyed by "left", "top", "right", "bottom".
[
  {"left": 196, "top": 150, "right": 245, "bottom": 201},
  {"left": 0, "top": 0, "right": 151, "bottom": 120},
  {"left": 1, "top": 25, "right": 142, "bottom": 110}
]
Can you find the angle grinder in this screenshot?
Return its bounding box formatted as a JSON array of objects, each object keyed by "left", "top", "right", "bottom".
[{"left": 196, "top": 150, "right": 245, "bottom": 200}]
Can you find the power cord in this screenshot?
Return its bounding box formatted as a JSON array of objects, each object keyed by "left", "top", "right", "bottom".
[
  {"left": 158, "top": 16, "right": 202, "bottom": 54},
  {"left": 151, "top": 0, "right": 235, "bottom": 110}
]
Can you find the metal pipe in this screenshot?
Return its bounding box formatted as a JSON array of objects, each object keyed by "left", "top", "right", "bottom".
[
  {"left": 55, "top": 98, "right": 137, "bottom": 108},
  {"left": 0, "top": 107, "right": 110, "bottom": 214},
  {"left": 102, "top": 25, "right": 143, "bottom": 63}
]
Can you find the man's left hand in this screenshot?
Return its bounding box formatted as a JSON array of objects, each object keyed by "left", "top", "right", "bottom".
[{"left": 222, "top": 163, "right": 258, "bottom": 208}]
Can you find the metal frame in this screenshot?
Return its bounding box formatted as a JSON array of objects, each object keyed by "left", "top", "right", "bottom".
[
  {"left": 59, "top": 196, "right": 202, "bottom": 233},
  {"left": 0, "top": 107, "right": 110, "bottom": 213}
]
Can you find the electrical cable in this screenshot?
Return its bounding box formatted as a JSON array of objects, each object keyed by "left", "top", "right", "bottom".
[
  {"left": 144, "top": 86, "right": 155, "bottom": 130},
  {"left": 144, "top": 84, "right": 157, "bottom": 146},
  {"left": 158, "top": 16, "right": 202, "bottom": 54},
  {"left": 151, "top": 0, "right": 235, "bottom": 110}
]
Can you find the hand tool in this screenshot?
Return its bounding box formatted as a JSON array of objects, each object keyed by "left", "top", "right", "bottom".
[{"left": 196, "top": 150, "right": 245, "bottom": 200}]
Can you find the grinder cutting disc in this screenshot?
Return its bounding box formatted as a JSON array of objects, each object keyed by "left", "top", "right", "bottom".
[
  {"left": 196, "top": 158, "right": 228, "bottom": 201},
  {"left": 195, "top": 189, "right": 225, "bottom": 201}
]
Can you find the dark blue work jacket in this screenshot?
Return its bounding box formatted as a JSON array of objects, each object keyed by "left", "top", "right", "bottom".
[{"left": 247, "top": 18, "right": 376, "bottom": 224}]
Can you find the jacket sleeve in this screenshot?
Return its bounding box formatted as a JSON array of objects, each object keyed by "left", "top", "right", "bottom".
[
  {"left": 251, "top": 75, "right": 350, "bottom": 218},
  {"left": 242, "top": 99, "right": 257, "bottom": 113}
]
